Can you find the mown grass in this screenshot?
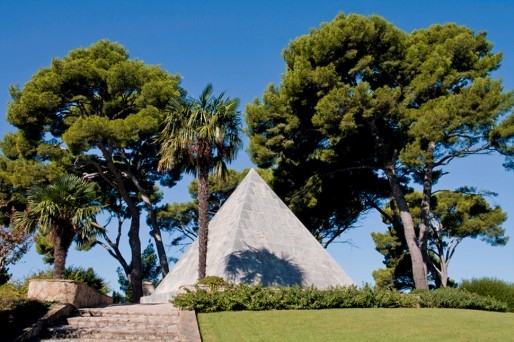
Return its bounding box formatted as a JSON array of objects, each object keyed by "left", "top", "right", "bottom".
[{"left": 198, "top": 308, "right": 514, "bottom": 341}]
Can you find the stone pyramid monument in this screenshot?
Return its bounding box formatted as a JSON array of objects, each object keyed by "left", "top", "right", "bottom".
[{"left": 141, "top": 169, "right": 354, "bottom": 303}]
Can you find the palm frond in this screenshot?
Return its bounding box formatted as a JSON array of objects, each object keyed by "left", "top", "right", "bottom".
[
  {"left": 158, "top": 83, "right": 242, "bottom": 175},
  {"left": 13, "top": 174, "right": 103, "bottom": 242}
]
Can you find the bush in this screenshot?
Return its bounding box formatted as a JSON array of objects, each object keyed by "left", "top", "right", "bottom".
[
  {"left": 0, "top": 266, "right": 110, "bottom": 340},
  {"left": 0, "top": 282, "right": 27, "bottom": 299},
  {"left": 460, "top": 277, "right": 514, "bottom": 312},
  {"left": 172, "top": 282, "right": 420, "bottom": 313},
  {"left": 63, "top": 266, "right": 110, "bottom": 294},
  {"left": 172, "top": 281, "right": 508, "bottom": 313},
  {"left": 25, "top": 266, "right": 110, "bottom": 294},
  {"left": 197, "top": 276, "right": 228, "bottom": 290},
  {"left": 414, "top": 287, "right": 507, "bottom": 312},
  {"left": 0, "top": 294, "right": 50, "bottom": 341}
]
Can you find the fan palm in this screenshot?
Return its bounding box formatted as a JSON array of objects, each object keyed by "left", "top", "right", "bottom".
[
  {"left": 159, "top": 84, "right": 242, "bottom": 279},
  {"left": 15, "top": 174, "right": 102, "bottom": 279}
]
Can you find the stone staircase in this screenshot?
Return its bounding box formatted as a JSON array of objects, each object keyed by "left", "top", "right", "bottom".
[{"left": 34, "top": 303, "right": 200, "bottom": 341}]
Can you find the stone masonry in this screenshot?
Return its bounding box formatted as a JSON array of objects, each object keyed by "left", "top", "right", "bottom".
[
  {"left": 28, "top": 279, "right": 113, "bottom": 308},
  {"left": 34, "top": 304, "right": 200, "bottom": 341}
]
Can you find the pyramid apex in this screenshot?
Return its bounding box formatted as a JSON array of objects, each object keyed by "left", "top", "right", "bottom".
[
  {"left": 240, "top": 168, "right": 267, "bottom": 185},
  {"left": 246, "top": 168, "right": 259, "bottom": 176}
]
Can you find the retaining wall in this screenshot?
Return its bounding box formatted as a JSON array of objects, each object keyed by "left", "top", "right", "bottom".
[{"left": 27, "top": 279, "right": 113, "bottom": 308}]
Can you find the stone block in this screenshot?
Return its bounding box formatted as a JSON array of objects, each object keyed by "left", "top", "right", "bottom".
[{"left": 27, "top": 279, "right": 113, "bottom": 308}]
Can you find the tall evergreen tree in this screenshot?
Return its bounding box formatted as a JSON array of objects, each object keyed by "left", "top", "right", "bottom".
[
  {"left": 246, "top": 13, "right": 514, "bottom": 289},
  {"left": 373, "top": 189, "right": 508, "bottom": 289},
  {"left": 5, "top": 40, "right": 183, "bottom": 301}
]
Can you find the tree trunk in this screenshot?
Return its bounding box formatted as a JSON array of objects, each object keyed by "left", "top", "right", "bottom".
[
  {"left": 368, "top": 117, "right": 428, "bottom": 289},
  {"left": 384, "top": 164, "right": 429, "bottom": 289},
  {"left": 439, "top": 259, "right": 449, "bottom": 287},
  {"left": 427, "top": 261, "right": 442, "bottom": 288},
  {"left": 128, "top": 216, "right": 143, "bottom": 302},
  {"left": 52, "top": 230, "right": 73, "bottom": 279},
  {"left": 127, "top": 172, "right": 169, "bottom": 277},
  {"left": 418, "top": 142, "right": 435, "bottom": 284},
  {"left": 197, "top": 160, "right": 210, "bottom": 280},
  {"left": 433, "top": 231, "right": 453, "bottom": 288},
  {"left": 149, "top": 226, "right": 169, "bottom": 276},
  {"left": 98, "top": 143, "right": 143, "bottom": 303}
]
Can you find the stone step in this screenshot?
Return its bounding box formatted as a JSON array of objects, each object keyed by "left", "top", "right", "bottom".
[
  {"left": 38, "top": 340, "right": 181, "bottom": 342},
  {"left": 38, "top": 340, "right": 145, "bottom": 342},
  {"left": 78, "top": 307, "right": 180, "bottom": 318},
  {"left": 66, "top": 315, "right": 179, "bottom": 329},
  {"left": 34, "top": 304, "right": 196, "bottom": 341},
  {"left": 46, "top": 325, "right": 180, "bottom": 340}
]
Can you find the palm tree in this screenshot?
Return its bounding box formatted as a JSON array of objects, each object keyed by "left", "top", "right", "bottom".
[
  {"left": 15, "top": 174, "right": 102, "bottom": 279},
  {"left": 158, "top": 84, "right": 242, "bottom": 279}
]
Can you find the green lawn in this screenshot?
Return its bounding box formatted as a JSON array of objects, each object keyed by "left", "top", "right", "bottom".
[{"left": 197, "top": 308, "right": 514, "bottom": 341}]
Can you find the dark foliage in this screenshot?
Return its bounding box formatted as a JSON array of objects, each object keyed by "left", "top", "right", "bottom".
[
  {"left": 26, "top": 266, "right": 110, "bottom": 294},
  {"left": 0, "top": 297, "right": 49, "bottom": 341},
  {"left": 460, "top": 278, "right": 514, "bottom": 312}
]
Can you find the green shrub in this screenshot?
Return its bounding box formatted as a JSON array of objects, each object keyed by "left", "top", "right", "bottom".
[
  {"left": 172, "top": 281, "right": 508, "bottom": 313},
  {"left": 24, "top": 266, "right": 110, "bottom": 294},
  {"left": 0, "top": 297, "right": 49, "bottom": 341},
  {"left": 197, "top": 276, "right": 228, "bottom": 290},
  {"left": 0, "top": 282, "right": 27, "bottom": 299},
  {"left": 172, "top": 283, "right": 420, "bottom": 313},
  {"left": 63, "top": 266, "right": 110, "bottom": 294},
  {"left": 0, "top": 266, "right": 110, "bottom": 340},
  {"left": 460, "top": 277, "right": 514, "bottom": 312},
  {"left": 414, "top": 287, "right": 507, "bottom": 312}
]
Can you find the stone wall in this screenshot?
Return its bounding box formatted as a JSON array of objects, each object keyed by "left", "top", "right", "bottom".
[{"left": 27, "top": 279, "right": 113, "bottom": 308}]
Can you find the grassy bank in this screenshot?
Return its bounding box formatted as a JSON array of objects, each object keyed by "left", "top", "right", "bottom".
[{"left": 198, "top": 308, "right": 514, "bottom": 341}]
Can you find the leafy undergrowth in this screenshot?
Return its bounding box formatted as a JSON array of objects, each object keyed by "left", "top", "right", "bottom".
[
  {"left": 0, "top": 268, "right": 108, "bottom": 341},
  {"left": 0, "top": 296, "right": 50, "bottom": 341},
  {"left": 172, "top": 283, "right": 507, "bottom": 313},
  {"left": 28, "top": 266, "right": 111, "bottom": 294}
]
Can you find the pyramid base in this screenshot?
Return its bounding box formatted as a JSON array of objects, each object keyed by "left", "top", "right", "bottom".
[{"left": 140, "top": 291, "right": 175, "bottom": 304}]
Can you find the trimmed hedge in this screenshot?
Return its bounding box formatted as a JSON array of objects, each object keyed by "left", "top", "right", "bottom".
[
  {"left": 414, "top": 287, "right": 507, "bottom": 311},
  {"left": 171, "top": 283, "right": 507, "bottom": 313},
  {"left": 460, "top": 277, "right": 514, "bottom": 312}
]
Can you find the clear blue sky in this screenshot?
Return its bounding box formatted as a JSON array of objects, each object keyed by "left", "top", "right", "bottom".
[{"left": 1, "top": 1, "right": 513, "bottom": 291}]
